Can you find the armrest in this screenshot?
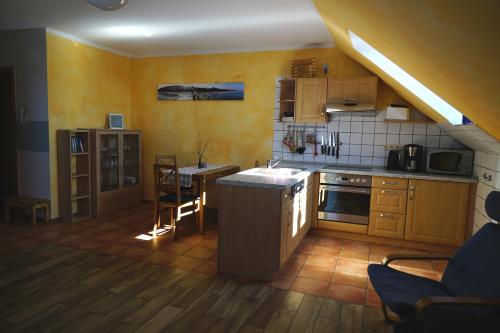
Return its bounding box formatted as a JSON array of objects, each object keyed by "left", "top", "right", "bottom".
[
  {"left": 382, "top": 254, "right": 452, "bottom": 266},
  {"left": 416, "top": 296, "right": 500, "bottom": 311}
]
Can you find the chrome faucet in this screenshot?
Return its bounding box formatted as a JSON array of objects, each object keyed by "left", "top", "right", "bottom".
[{"left": 266, "top": 156, "right": 287, "bottom": 169}]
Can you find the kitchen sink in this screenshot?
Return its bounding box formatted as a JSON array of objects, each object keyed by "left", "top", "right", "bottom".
[{"left": 250, "top": 167, "right": 306, "bottom": 176}]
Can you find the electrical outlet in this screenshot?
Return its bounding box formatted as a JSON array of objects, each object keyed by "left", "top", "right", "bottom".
[{"left": 384, "top": 144, "right": 404, "bottom": 150}]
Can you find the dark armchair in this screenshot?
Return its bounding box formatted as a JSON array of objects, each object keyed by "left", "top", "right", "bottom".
[{"left": 368, "top": 191, "right": 500, "bottom": 333}]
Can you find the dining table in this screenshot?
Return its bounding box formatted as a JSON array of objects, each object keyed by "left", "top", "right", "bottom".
[{"left": 177, "top": 164, "right": 240, "bottom": 234}]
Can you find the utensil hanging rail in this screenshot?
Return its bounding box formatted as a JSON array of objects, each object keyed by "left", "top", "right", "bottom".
[{"left": 287, "top": 125, "right": 326, "bottom": 129}]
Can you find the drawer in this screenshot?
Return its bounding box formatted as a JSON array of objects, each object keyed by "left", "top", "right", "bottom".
[
  {"left": 370, "top": 188, "right": 407, "bottom": 214},
  {"left": 368, "top": 211, "right": 405, "bottom": 239},
  {"left": 372, "top": 177, "right": 408, "bottom": 190}
]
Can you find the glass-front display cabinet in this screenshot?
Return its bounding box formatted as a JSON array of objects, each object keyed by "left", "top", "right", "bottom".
[{"left": 91, "top": 130, "right": 142, "bottom": 218}]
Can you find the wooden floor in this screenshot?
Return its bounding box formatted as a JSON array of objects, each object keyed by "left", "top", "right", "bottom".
[{"left": 0, "top": 242, "right": 392, "bottom": 333}]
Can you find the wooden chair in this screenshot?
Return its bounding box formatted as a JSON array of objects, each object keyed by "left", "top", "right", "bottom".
[
  {"left": 156, "top": 154, "right": 196, "bottom": 194},
  {"left": 153, "top": 161, "right": 200, "bottom": 240}
]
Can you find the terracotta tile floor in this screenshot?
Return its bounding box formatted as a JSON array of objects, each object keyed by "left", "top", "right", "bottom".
[{"left": 0, "top": 204, "right": 448, "bottom": 309}]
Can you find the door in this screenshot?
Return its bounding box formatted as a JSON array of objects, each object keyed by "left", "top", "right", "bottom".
[
  {"left": 295, "top": 78, "right": 327, "bottom": 123},
  {"left": 405, "top": 179, "right": 469, "bottom": 246},
  {"left": 99, "top": 133, "right": 120, "bottom": 192},
  {"left": 0, "top": 68, "right": 18, "bottom": 202},
  {"left": 121, "top": 133, "right": 140, "bottom": 188}
]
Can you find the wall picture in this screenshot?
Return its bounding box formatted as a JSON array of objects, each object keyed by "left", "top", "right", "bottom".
[{"left": 157, "top": 82, "right": 244, "bottom": 101}]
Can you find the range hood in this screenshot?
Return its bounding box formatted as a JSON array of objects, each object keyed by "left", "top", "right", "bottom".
[{"left": 325, "top": 98, "right": 377, "bottom": 116}]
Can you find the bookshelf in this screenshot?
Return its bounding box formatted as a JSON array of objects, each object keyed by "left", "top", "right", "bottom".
[{"left": 57, "top": 130, "right": 91, "bottom": 222}]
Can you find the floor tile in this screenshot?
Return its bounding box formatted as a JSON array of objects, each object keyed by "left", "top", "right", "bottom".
[
  {"left": 282, "top": 262, "right": 303, "bottom": 276},
  {"left": 298, "top": 264, "right": 334, "bottom": 282},
  {"left": 184, "top": 246, "right": 216, "bottom": 260},
  {"left": 269, "top": 274, "right": 295, "bottom": 290},
  {"left": 96, "top": 243, "right": 127, "bottom": 256},
  {"left": 290, "top": 277, "right": 329, "bottom": 297},
  {"left": 144, "top": 251, "right": 179, "bottom": 266},
  {"left": 304, "top": 255, "right": 336, "bottom": 270},
  {"left": 193, "top": 260, "right": 217, "bottom": 275},
  {"left": 366, "top": 289, "right": 382, "bottom": 308},
  {"left": 198, "top": 239, "right": 217, "bottom": 250},
  {"left": 159, "top": 242, "right": 193, "bottom": 255},
  {"left": 75, "top": 239, "right": 108, "bottom": 250},
  {"left": 370, "top": 244, "right": 398, "bottom": 256},
  {"left": 340, "top": 249, "right": 369, "bottom": 261},
  {"left": 168, "top": 255, "right": 204, "bottom": 270},
  {"left": 121, "top": 246, "right": 154, "bottom": 259},
  {"left": 342, "top": 240, "right": 370, "bottom": 253},
  {"left": 332, "top": 271, "right": 367, "bottom": 289},
  {"left": 327, "top": 283, "right": 366, "bottom": 305},
  {"left": 310, "top": 245, "right": 341, "bottom": 256}
]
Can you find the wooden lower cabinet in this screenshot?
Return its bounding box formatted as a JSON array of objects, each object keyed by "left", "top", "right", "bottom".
[
  {"left": 370, "top": 188, "right": 407, "bottom": 214},
  {"left": 368, "top": 211, "right": 405, "bottom": 239},
  {"left": 218, "top": 177, "right": 313, "bottom": 281},
  {"left": 404, "top": 179, "right": 470, "bottom": 246}
]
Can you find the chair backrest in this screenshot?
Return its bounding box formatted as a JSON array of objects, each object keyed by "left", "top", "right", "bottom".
[
  {"left": 153, "top": 161, "right": 181, "bottom": 206},
  {"left": 156, "top": 154, "right": 176, "bottom": 165},
  {"left": 441, "top": 191, "right": 500, "bottom": 298}
]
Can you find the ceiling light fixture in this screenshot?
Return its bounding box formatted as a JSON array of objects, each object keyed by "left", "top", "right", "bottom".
[
  {"left": 349, "top": 31, "right": 463, "bottom": 125},
  {"left": 86, "top": 0, "right": 130, "bottom": 11},
  {"left": 105, "top": 26, "right": 153, "bottom": 38}
]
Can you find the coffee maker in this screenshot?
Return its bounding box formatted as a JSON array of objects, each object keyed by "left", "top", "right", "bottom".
[{"left": 404, "top": 144, "right": 423, "bottom": 172}]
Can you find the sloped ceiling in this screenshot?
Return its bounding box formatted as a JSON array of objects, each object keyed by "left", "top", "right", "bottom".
[{"left": 313, "top": 0, "right": 500, "bottom": 140}]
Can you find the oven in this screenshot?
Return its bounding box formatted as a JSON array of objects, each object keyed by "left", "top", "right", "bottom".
[{"left": 317, "top": 172, "right": 372, "bottom": 225}]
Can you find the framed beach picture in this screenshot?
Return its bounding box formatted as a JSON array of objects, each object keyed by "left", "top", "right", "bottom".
[{"left": 157, "top": 82, "right": 244, "bottom": 101}]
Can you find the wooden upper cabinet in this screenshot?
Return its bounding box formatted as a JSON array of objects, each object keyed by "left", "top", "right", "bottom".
[
  {"left": 295, "top": 78, "right": 327, "bottom": 123},
  {"left": 405, "top": 179, "right": 470, "bottom": 246},
  {"left": 327, "top": 76, "right": 378, "bottom": 109}
]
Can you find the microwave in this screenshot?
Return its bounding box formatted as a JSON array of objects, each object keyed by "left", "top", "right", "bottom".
[{"left": 425, "top": 148, "right": 474, "bottom": 176}]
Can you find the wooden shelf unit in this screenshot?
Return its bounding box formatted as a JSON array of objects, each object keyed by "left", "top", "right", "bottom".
[
  {"left": 57, "top": 130, "right": 92, "bottom": 223},
  {"left": 279, "top": 79, "right": 296, "bottom": 121}
]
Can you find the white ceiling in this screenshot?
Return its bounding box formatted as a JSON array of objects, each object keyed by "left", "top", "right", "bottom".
[{"left": 0, "top": 0, "right": 333, "bottom": 57}]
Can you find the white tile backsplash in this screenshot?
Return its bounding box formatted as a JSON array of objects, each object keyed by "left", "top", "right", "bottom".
[{"left": 271, "top": 81, "right": 464, "bottom": 170}]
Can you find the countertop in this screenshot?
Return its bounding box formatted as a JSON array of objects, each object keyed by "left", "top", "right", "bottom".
[{"left": 216, "top": 161, "right": 478, "bottom": 189}]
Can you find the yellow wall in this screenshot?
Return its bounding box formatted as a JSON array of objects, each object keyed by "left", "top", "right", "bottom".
[
  {"left": 130, "top": 48, "right": 373, "bottom": 200},
  {"left": 46, "top": 33, "right": 132, "bottom": 217},
  {"left": 313, "top": 0, "right": 500, "bottom": 139}
]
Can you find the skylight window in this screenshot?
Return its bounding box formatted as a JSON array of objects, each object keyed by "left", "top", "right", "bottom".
[{"left": 349, "top": 31, "right": 463, "bottom": 125}]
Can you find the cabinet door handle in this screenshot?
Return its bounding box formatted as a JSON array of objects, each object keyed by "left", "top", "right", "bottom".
[
  {"left": 379, "top": 213, "right": 395, "bottom": 219},
  {"left": 321, "top": 105, "right": 326, "bottom": 116},
  {"left": 409, "top": 186, "right": 415, "bottom": 200},
  {"left": 380, "top": 190, "right": 397, "bottom": 195},
  {"left": 382, "top": 181, "right": 398, "bottom": 186}
]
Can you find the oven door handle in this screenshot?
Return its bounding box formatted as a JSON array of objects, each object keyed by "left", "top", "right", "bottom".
[{"left": 320, "top": 185, "right": 371, "bottom": 195}]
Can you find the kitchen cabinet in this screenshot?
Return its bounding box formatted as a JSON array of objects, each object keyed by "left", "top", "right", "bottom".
[
  {"left": 295, "top": 78, "right": 327, "bottom": 123},
  {"left": 368, "top": 211, "right": 406, "bottom": 239},
  {"left": 327, "top": 76, "right": 378, "bottom": 110},
  {"left": 90, "top": 130, "right": 142, "bottom": 218},
  {"left": 369, "top": 177, "right": 408, "bottom": 239},
  {"left": 371, "top": 188, "right": 408, "bottom": 214},
  {"left": 372, "top": 177, "right": 408, "bottom": 190},
  {"left": 218, "top": 176, "right": 313, "bottom": 281},
  {"left": 405, "top": 179, "right": 469, "bottom": 246}
]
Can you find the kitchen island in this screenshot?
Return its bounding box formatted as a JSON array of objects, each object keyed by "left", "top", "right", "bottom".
[{"left": 216, "top": 166, "right": 315, "bottom": 281}]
